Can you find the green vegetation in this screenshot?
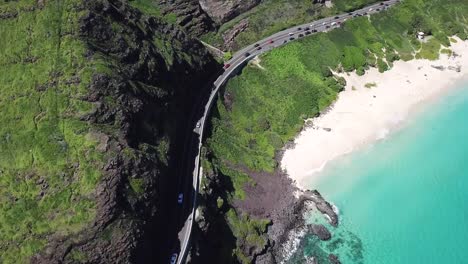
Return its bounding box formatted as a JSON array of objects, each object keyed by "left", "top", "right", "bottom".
[
  {"left": 68, "top": 249, "right": 88, "bottom": 262},
  {"left": 204, "top": 0, "right": 468, "bottom": 261},
  {"left": 129, "top": 178, "right": 145, "bottom": 195},
  {"left": 0, "top": 1, "right": 110, "bottom": 262},
  {"left": 129, "top": 0, "right": 162, "bottom": 17},
  {"left": 201, "top": 0, "right": 382, "bottom": 49},
  {"left": 129, "top": 0, "right": 177, "bottom": 24},
  {"left": 226, "top": 209, "right": 270, "bottom": 263},
  {"left": 224, "top": 51, "right": 233, "bottom": 61}
]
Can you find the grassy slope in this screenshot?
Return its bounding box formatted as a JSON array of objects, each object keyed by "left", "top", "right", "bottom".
[
  {"left": 201, "top": 0, "right": 381, "bottom": 50},
  {"left": 0, "top": 1, "right": 109, "bottom": 262},
  {"left": 205, "top": 0, "right": 468, "bottom": 262}
]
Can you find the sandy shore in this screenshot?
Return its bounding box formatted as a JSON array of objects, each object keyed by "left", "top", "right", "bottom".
[{"left": 281, "top": 37, "right": 468, "bottom": 189}]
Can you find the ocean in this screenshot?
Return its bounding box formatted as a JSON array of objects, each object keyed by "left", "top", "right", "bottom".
[{"left": 289, "top": 81, "right": 468, "bottom": 263}]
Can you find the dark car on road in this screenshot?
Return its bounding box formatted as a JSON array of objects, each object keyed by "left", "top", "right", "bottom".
[
  {"left": 256, "top": 46, "right": 262, "bottom": 50},
  {"left": 223, "top": 63, "right": 230, "bottom": 70},
  {"left": 305, "top": 31, "right": 311, "bottom": 35},
  {"left": 298, "top": 33, "right": 304, "bottom": 37},
  {"left": 289, "top": 37, "right": 295, "bottom": 40},
  {"left": 244, "top": 52, "right": 251, "bottom": 57},
  {"left": 297, "top": 27, "right": 302, "bottom": 30},
  {"left": 170, "top": 254, "right": 178, "bottom": 264},
  {"left": 334, "top": 16, "right": 339, "bottom": 19},
  {"left": 254, "top": 43, "right": 260, "bottom": 47}
]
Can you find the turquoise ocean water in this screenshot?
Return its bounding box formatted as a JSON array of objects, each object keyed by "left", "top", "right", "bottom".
[{"left": 290, "top": 81, "right": 468, "bottom": 263}]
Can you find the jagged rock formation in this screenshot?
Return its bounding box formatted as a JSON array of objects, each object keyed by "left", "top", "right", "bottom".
[
  {"left": 199, "top": 0, "right": 261, "bottom": 23},
  {"left": 158, "top": 0, "right": 216, "bottom": 36},
  {"left": 222, "top": 18, "right": 250, "bottom": 50},
  {"left": 157, "top": 0, "right": 262, "bottom": 37}
]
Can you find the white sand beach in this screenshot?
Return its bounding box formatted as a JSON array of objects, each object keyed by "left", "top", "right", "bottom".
[{"left": 281, "top": 37, "right": 468, "bottom": 189}]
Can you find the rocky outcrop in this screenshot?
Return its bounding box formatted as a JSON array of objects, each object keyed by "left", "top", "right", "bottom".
[
  {"left": 309, "top": 224, "right": 331, "bottom": 241},
  {"left": 222, "top": 18, "right": 249, "bottom": 50},
  {"left": 329, "top": 254, "right": 342, "bottom": 264},
  {"left": 300, "top": 190, "right": 339, "bottom": 227},
  {"left": 199, "top": 0, "right": 261, "bottom": 23},
  {"left": 158, "top": 0, "right": 216, "bottom": 37}
]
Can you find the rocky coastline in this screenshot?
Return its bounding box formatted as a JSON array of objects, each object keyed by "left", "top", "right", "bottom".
[{"left": 191, "top": 155, "right": 341, "bottom": 264}]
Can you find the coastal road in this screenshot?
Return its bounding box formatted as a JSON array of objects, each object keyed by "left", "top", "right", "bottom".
[{"left": 174, "top": 1, "right": 399, "bottom": 263}]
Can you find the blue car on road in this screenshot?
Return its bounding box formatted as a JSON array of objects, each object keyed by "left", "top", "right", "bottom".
[{"left": 170, "top": 253, "right": 178, "bottom": 264}]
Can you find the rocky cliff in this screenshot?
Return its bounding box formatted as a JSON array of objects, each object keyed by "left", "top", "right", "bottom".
[
  {"left": 157, "top": 0, "right": 216, "bottom": 36},
  {"left": 0, "top": 0, "right": 219, "bottom": 263},
  {"left": 199, "top": 0, "right": 261, "bottom": 23},
  {"left": 157, "top": 0, "right": 262, "bottom": 38}
]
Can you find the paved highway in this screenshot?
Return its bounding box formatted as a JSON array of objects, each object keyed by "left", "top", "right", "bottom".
[{"left": 174, "top": 1, "right": 399, "bottom": 263}]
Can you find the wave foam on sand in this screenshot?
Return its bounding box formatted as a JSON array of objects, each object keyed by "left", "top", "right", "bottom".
[{"left": 281, "top": 37, "right": 468, "bottom": 189}]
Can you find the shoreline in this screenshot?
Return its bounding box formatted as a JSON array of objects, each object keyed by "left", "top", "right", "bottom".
[{"left": 281, "top": 37, "right": 468, "bottom": 189}]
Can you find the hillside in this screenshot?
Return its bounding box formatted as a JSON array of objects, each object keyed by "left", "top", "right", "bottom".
[
  {"left": 0, "top": 0, "right": 218, "bottom": 263},
  {"left": 198, "top": 0, "right": 468, "bottom": 263}
]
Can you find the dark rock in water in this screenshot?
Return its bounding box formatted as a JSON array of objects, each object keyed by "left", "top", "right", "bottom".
[
  {"left": 305, "top": 256, "right": 319, "bottom": 264},
  {"left": 300, "top": 190, "right": 339, "bottom": 227},
  {"left": 329, "top": 253, "right": 342, "bottom": 264},
  {"left": 309, "top": 224, "right": 331, "bottom": 241}
]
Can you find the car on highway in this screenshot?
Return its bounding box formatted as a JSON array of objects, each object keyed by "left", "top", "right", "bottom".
[
  {"left": 223, "top": 63, "right": 230, "bottom": 69},
  {"left": 256, "top": 46, "right": 262, "bottom": 50},
  {"left": 254, "top": 43, "right": 260, "bottom": 47},
  {"left": 322, "top": 22, "right": 326, "bottom": 25},
  {"left": 244, "top": 52, "right": 251, "bottom": 57},
  {"left": 325, "top": 25, "right": 330, "bottom": 29},
  {"left": 170, "top": 253, "right": 178, "bottom": 264},
  {"left": 331, "top": 22, "right": 337, "bottom": 26},
  {"left": 289, "top": 37, "right": 295, "bottom": 40},
  {"left": 363, "top": 12, "right": 368, "bottom": 15},
  {"left": 196, "top": 121, "right": 201, "bottom": 128},
  {"left": 376, "top": 8, "right": 380, "bottom": 11},
  {"left": 283, "top": 40, "right": 287, "bottom": 43},
  {"left": 268, "top": 39, "right": 274, "bottom": 44},
  {"left": 305, "top": 27, "right": 310, "bottom": 30},
  {"left": 334, "top": 16, "right": 339, "bottom": 19},
  {"left": 312, "top": 29, "right": 317, "bottom": 32},
  {"left": 289, "top": 32, "right": 294, "bottom": 36},
  {"left": 369, "top": 8, "right": 373, "bottom": 11},
  {"left": 297, "top": 27, "right": 302, "bottom": 30},
  {"left": 305, "top": 31, "right": 311, "bottom": 35},
  {"left": 178, "top": 193, "right": 184, "bottom": 204},
  {"left": 348, "top": 12, "right": 353, "bottom": 15},
  {"left": 298, "top": 33, "right": 304, "bottom": 37}
]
